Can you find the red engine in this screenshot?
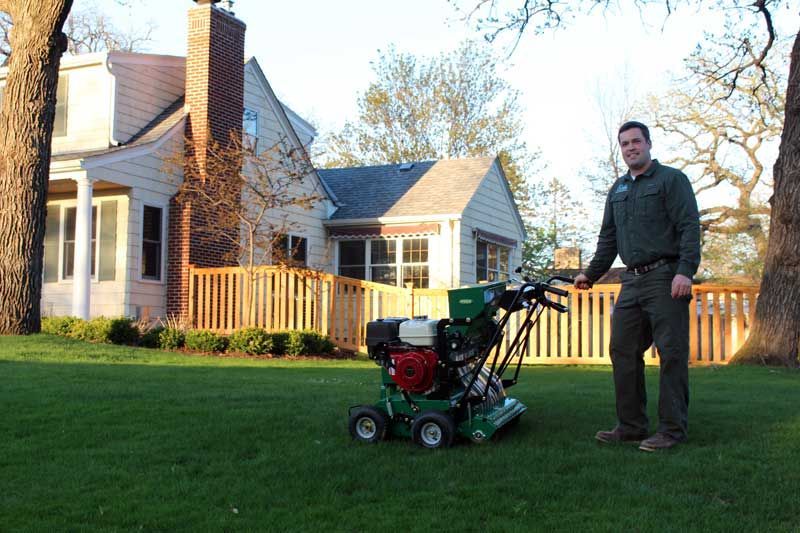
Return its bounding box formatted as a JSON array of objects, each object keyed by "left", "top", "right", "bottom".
[{"left": 386, "top": 347, "right": 439, "bottom": 393}]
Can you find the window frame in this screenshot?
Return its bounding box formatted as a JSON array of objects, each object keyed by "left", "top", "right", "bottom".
[
  {"left": 337, "top": 237, "right": 430, "bottom": 289},
  {"left": 138, "top": 203, "right": 167, "bottom": 284},
  {"left": 273, "top": 233, "right": 309, "bottom": 267},
  {"left": 59, "top": 202, "right": 100, "bottom": 283},
  {"left": 53, "top": 74, "right": 68, "bottom": 138},
  {"left": 243, "top": 107, "right": 258, "bottom": 149},
  {"left": 476, "top": 239, "right": 511, "bottom": 283}
]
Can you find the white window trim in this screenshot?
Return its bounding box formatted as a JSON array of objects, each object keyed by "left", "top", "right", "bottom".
[
  {"left": 337, "top": 237, "right": 430, "bottom": 288},
  {"left": 287, "top": 233, "right": 308, "bottom": 266},
  {"left": 58, "top": 201, "right": 101, "bottom": 283},
  {"left": 476, "top": 238, "right": 512, "bottom": 283},
  {"left": 53, "top": 74, "right": 68, "bottom": 138},
  {"left": 138, "top": 202, "right": 167, "bottom": 285},
  {"left": 243, "top": 107, "right": 259, "bottom": 147}
]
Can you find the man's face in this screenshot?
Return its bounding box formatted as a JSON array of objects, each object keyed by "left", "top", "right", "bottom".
[{"left": 619, "top": 128, "right": 652, "bottom": 173}]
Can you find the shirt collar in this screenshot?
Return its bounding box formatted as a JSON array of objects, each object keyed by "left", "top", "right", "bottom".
[{"left": 627, "top": 159, "right": 659, "bottom": 181}]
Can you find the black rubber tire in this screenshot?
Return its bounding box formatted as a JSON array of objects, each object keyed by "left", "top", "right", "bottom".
[
  {"left": 348, "top": 406, "right": 388, "bottom": 443},
  {"left": 411, "top": 411, "right": 456, "bottom": 449}
]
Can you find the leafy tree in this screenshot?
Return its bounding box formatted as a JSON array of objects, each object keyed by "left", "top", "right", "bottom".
[
  {"left": 457, "top": 0, "right": 800, "bottom": 367},
  {"left": 320, "top": 41, "right": 530, "bottom": 167},
  {"left": 0, "top": 0, "right": 73, "bottom": 334}
]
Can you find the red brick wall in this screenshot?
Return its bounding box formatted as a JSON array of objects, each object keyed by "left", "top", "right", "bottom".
[{"left": 167, "top": 3, "right": 245, "bottom": 318}]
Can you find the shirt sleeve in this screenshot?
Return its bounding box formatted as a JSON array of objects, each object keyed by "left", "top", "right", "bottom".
[
  {"left": 584, "top": 192, "right": 618, "bottom": 282},
  {"left": 665, "top": 171, "right": 701, "bottom": 278}
]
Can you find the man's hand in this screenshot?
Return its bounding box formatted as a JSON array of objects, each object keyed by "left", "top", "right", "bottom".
[
  {"left": 574, "top": 273, "right": 593, "bottom": 290},
  {"left": 671, "top": 274, "right": 692, "bottom": 299}
]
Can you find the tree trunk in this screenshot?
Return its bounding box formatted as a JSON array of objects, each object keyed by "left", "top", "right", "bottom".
[
  {"left": 0, "top": 1, "right": 73, "bottom": 334},
  {"left": 731, "top": 30, "right": 800, "bottom": 367}
]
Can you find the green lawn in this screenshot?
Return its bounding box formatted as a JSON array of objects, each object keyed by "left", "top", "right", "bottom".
[{"left": 1, "top": 335, "right": 798, "bottom": 532}]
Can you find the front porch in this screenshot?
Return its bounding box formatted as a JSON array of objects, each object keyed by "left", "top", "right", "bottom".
[{"left": 43, "top": 162, "right": 173, "bottom": 320}]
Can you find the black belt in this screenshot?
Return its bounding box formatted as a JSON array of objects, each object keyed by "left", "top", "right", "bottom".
[{"left": 627, "top": 258, "right": 675, "bottom": 276}]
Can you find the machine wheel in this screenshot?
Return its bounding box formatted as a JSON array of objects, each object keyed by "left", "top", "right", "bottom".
[
  {"left": 348, "top": 406, "right": 388, "bottom": 443},
  {"left": 411, "top": 411, "right": 456, "bottom": 449}
]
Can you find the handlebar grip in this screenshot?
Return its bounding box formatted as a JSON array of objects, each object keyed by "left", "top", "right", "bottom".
[
  {"left": 547, "top": 275, "right": 576, "bottom": 284},
  {"left": 549, "top": 301, "right": 568, "bottom": 313},
  {"left": 544, "top": 285, "right": 569, "bottom": 298}
]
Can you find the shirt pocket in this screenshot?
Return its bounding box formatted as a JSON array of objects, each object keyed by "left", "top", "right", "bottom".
[
  {"left": 611, "top": 191, "right": 628, "bottom": 226},
  {"left": 639, "top": 182, "right": 664, "bottom": 219}
]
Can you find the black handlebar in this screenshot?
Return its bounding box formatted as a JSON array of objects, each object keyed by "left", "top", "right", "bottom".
[
  {"left": 546, "top": 275, "right": 576, "bottom": 285},
  {"left": 544, "top": 285, "right": 568, "bottom": 298}
]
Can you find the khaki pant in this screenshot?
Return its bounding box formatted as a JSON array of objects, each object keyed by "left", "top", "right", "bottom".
[{"left": 610, "top": 263, "right": 690, "bottom": 440}]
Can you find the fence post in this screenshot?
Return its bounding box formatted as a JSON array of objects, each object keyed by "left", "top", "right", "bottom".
[{"left": 187, "top": 266, "right": 195, "bottom": 327}]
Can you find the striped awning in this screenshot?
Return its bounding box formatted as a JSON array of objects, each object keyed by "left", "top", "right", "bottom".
[
  {"left": 328, "top": 223, "right": 440, "bottom": 239},
  {"left": 474, "top": 228, "right": 517, "bottom": 247}
]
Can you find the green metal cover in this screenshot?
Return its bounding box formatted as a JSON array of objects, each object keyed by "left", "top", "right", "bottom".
[{"left": 447, "top": 281, "right": 506, "bottom": 320}]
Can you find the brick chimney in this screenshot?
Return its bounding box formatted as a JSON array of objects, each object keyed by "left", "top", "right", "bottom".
[{"left": 167, "top": 0, "right": 246, "bottom": 318}]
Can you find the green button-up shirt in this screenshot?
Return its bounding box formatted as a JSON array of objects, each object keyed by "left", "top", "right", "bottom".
[{"left": 584, "top": 160, "right": 701, "bottom": 282}]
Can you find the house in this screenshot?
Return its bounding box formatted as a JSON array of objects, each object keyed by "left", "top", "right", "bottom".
[
  {"left": 319, "top": 158, "right": 525, "bottom": 289},
  {"left": 0, "top": 0, "right": 526, "bottom": 321}
]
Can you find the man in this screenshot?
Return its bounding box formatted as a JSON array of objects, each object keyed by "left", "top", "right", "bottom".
[{"left": 574, "top": 121, "right": 700, "bottom": 452}]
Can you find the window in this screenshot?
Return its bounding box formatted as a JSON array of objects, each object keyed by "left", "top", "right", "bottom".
[
  {"left": 370, "top": 239, "right": 397, "bottom": 285},
  {"left": 290, "top": 236, "right": 307, "bottom": 265},
  {"left": 476, "top": 240, "right": 510, "bottom": 282},
  {"left": 63, "top": 206, "right": 97, "bottom": 279},
  {"left": 141, "top": 206, "right": 163, "bottom": 280},
  {"left": 243, "top": 108, "right": 258, "bottom": 147},
  {"left": 337, "top": 237, "right": 430, "bottom": 288},
  {"left": 53, "top": 75, "right": 68, "bottom": 137},
  {"left": 401, "top": 238, "right": 429, "bottom": 288},
  {"left": 339, "top": 241, "right": 366, "bottom": 280},
  {"left": 274, "top": 234, "right": 308, "bottom": 266}
]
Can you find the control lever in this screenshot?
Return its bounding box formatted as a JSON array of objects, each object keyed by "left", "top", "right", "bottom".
[
  {"left": 547, "top": 275, "right": 576, "bottom": 285},
  {"left": 544, "top": 285, "right": 569, "bottom": 298}
]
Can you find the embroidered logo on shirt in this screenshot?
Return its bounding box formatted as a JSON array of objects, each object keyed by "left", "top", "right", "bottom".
[{"left": 615, "top": 183, "right": 629, "bottom": 194}]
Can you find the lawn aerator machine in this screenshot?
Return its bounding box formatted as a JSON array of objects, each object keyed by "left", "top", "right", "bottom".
[{"left": 348, "top": 272, "right": 574, "bottom": 448}]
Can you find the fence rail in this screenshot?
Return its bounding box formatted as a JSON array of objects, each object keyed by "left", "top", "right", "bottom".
[{"left": 188, "top": 266, "right": 758, "bottom": 365}]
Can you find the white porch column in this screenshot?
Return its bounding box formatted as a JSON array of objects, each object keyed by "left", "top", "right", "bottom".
[{"left": 72, "top": 176, "right": 96, "bottom": 319}]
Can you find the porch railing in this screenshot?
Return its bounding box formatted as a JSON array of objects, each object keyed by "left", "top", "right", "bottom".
[{"left": 187, "top": 266, "right": 758, "bottom": 365}]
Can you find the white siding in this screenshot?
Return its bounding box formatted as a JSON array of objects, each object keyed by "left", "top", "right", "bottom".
[
  {"left": 111, "top": 62, "right": 185, "bottom": 143},
  {"left": 50, "top": 62, "right": 113, "bottom": 154},
  {"left": 459, "top": 165, "right": 525, "bottom": 285},
  {"left": 428, "top": 221, "right": 459, "bottom": 289},
  {"left": 244, "top": 62, "right": 331, "bottom": 272},
  {"left": 41, "top": 189, "right": 130, "bottom": 317},
  {"left": 103, "top": 147, "right": 182, "bottom": 319}
]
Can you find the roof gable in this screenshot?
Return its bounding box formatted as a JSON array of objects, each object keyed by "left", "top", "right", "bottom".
[{"left": 245, "top": 58, "right": 337, "bottom": 205}]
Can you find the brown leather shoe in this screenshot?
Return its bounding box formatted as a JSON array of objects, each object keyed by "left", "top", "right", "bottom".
[
  {"left": 595, "top": 426, "right": 648, "bottom": 444},
  {"left": 639, "top": 433, "right": 682, "bottom": 452}
]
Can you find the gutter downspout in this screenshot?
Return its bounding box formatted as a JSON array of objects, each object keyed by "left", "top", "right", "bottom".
[{"left": 105, "top": 53, "right": 123, "bottom": 147}]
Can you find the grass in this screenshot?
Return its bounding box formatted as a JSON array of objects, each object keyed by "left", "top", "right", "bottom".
[{"left": 0, "top": 335, "right": 798, "bottom": 532}]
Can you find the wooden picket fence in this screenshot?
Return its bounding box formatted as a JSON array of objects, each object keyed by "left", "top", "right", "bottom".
[{"left": 188, "top": 266, "right": 758, "bottom": 365}]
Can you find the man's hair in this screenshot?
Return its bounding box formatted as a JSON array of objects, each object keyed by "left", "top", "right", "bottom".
[{"left": 618, "top": 121, "right": 651, "bottom": 143}]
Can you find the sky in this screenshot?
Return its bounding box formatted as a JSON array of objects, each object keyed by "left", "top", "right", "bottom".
[{"left": 86, "top": 0, "right": 797, "bottom": 222}]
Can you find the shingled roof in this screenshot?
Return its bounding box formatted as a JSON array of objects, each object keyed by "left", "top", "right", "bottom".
[{"left": 318, "top": 157, "right": 497, "bottom": 220}]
